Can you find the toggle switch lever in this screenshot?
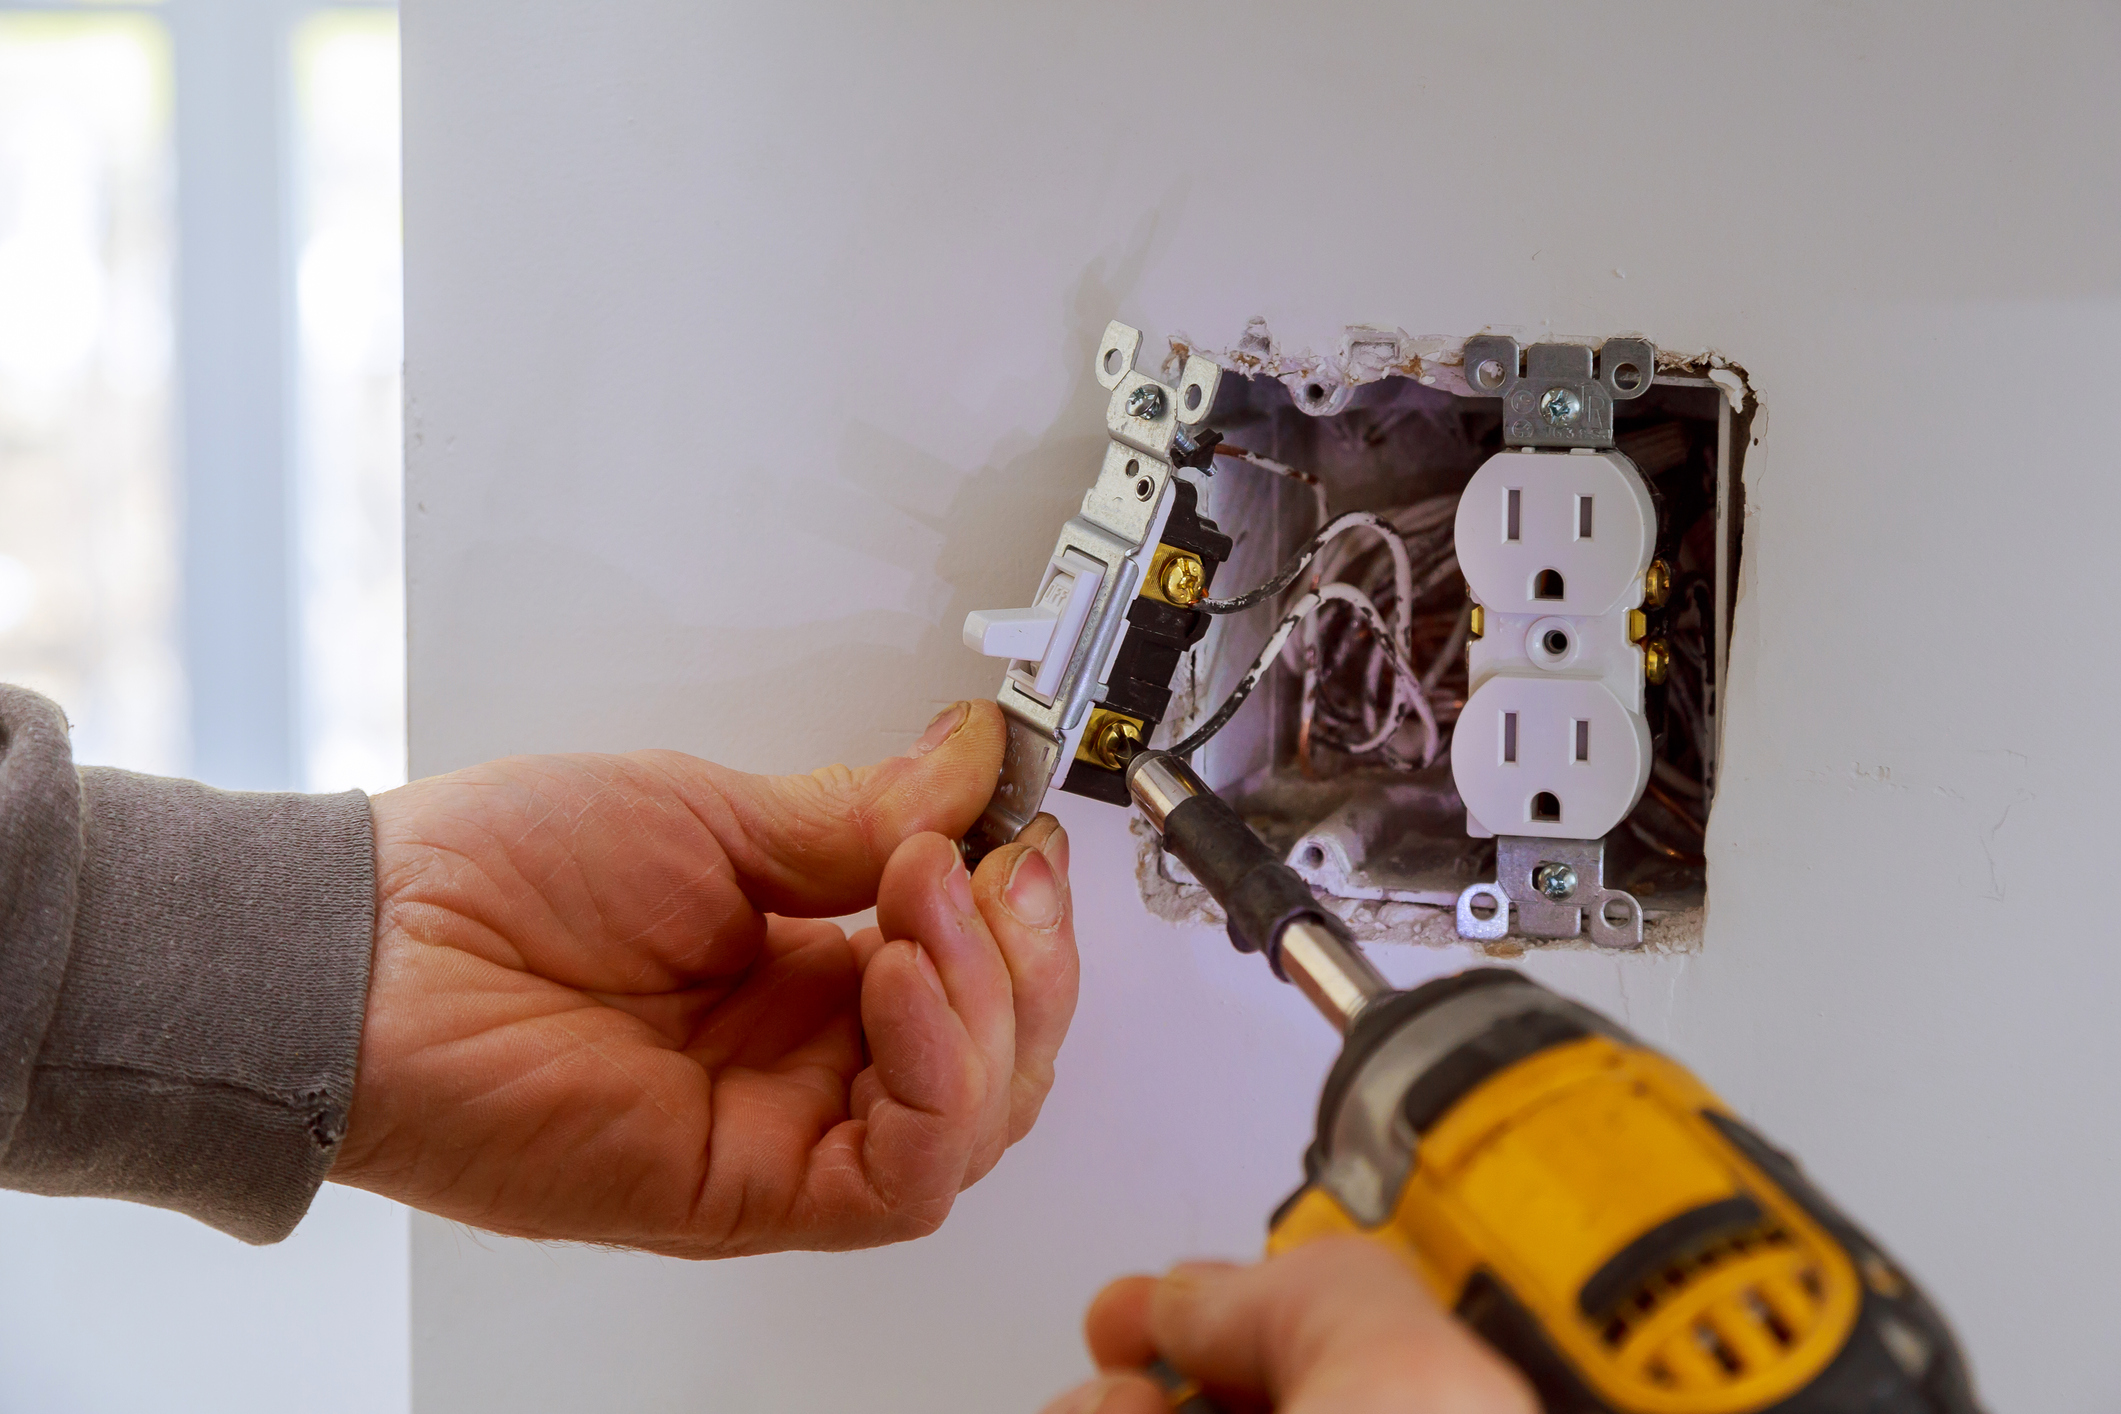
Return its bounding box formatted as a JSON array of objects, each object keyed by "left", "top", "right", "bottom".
[{"left": 962, "top": 548, "right": 1106, "bottom": 702}]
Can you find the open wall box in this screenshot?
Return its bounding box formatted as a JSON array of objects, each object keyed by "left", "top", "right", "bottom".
[
  {"left": 1177, "top": 329, "right": 1749, "bottom": 949},
  {"left": 966, "top": 322, "right": 1752, "bottom": 951}
]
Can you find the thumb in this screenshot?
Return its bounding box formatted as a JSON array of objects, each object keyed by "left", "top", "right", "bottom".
[
  {"left": 1149, "top": 1240, "right": 1536, "bottom": 1414},
  {"left": 643, "top": 699, "right": 1006, "bottom": 917}
]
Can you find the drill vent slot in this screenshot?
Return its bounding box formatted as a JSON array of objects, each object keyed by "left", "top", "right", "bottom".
[{"left": 1594, "top": 1224, "right": 1830, "bottom": 1392}]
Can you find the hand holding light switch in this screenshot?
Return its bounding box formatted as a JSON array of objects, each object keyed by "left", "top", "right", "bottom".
[{"left": 333, "top": 700, "right": 1080, "bottom": 1257}]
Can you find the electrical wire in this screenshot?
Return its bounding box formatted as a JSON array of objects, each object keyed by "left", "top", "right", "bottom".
[
  {"left": 1302, "top": 498, "right": 1461, "bottom": 765},
  {"left": 1423, "top": 600, "right": 1472, "bottom": 697},
  {"left": 1210, "top": 443, "right": 1319, "bottom": 486},
  {"left": 1212, "top": 444, "right": 1329, "bottom": 526},
  {"left": 1169, "top": 584, "right": 1442, "bottom": 763},
  {"left": 1196, "top": 511, "right": 1412, "bottom": 616},
  {"left": 1641, "top": 779, "right": 1707, "bottom": 835},
  {"left": 1628, "top": 818, "right": 1707, "bottom": 869},
  {"left": 1172, "top": 448, "right": 1474, "bottom": 772},
  {"left": 1168, "top": 591, "right": 1321, "bottom": 757},
  {"left": 1652, "top": 757, "right": 1706, "bottom": 801},
  {"left": 1205, "top": 509, "right": 1423, "bottom": 764}
]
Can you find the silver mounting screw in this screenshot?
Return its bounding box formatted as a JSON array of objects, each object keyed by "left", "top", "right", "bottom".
[
  {"left": 1531, "top": 861, "right": 1577, "bottom": 901},
  {"left": 1126, "top": 384, "right": 1167, "bottom": 420},
  {"left": 1538, "top": 386, "right": 1583, "bottom": 426}
]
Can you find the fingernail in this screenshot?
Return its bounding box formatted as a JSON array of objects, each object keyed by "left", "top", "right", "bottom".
[
  {"left": 1002, "top": 848, "right": 1062, "bottom": 928},
  {"left": 1038, "top": 820, "right": 1070, "bottom": 882},
  {"left": 946, "top": 853, "right": 976, "bottom": 915},
  {"left": 908, "top": 702, "right": 968, "bottom": 757},
  {"left": 913, "top": 944, "right": 948, "bottom": 1000}
]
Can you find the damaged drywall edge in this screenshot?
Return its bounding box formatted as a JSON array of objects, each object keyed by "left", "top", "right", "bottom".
[{"left": 1165, "top": 317, "right": 1758, "bottom": 417}]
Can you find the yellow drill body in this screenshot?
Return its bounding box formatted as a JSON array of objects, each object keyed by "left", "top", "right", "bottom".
[
  {"left": 1269, "top": 1025, "right": 1867, "bottom": 1412},
  {"left": 1121, "top": 751, "right": 1980, "bottom": 1414}
]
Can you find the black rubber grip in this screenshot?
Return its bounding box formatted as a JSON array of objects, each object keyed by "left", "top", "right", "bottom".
[{"left": 1160, "top": 791, "right": 1337, "bottom": 968}]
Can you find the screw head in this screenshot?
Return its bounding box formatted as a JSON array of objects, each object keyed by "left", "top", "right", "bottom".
[
  {"left": 1126, "top": 384, "right": 1167, "bottom": 420},
  {"left": 1474, "top": 357, "right": 1507, "bottom": 390},
  {"left": 1643, "top": 638, "right": 1671, "bottom": 686},
  {"left": 1086, "top": 715, "right": 1143, "bottom": 770},
  {"left": 1159, "top": 554, "right": 1204, "bottom": 606},
  {"left": 1538, "top": 386, "right": 1583, "bottom": 426},
  {"left": 1644, "top": 558, "right": 1672, "bottom": 607},
  {"left": 1531, "top": 861, "right": 1578, "bottom": 902}
]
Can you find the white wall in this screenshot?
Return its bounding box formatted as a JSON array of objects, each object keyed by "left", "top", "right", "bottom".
[
  {"left": 403, "top": 4, "right": 2121, "bottom": 1410},
  {"left": 0, "top": 1186, "right": 407, "bottom": 1413}
]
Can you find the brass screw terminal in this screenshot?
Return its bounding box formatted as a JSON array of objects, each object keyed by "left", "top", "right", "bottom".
[
  {"left": 1644, "top": 559, "right": 1673, "bottom": 608},
  {"left": 1085, "top": 713, "right": 1144, "bottom": 770},
  {"left": 1643, "top": 638, "right": 1671, "bottom": 686},
  {"left": 1159, "top": 553, "right": 1205, "bottom": 607}
]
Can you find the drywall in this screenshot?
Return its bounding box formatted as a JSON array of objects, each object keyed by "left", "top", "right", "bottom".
[{"left": 402, "top": 4, "right": 2121, "bottom": 1410}]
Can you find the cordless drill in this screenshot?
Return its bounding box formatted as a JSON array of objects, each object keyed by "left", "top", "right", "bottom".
[{"left": 1122, "top": 749, "right": 1982, "bottom": 1414}]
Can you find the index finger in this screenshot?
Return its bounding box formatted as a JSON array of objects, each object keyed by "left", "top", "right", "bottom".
[{"left": 639, "top": 699, "right": 1006, "bottom": 917}]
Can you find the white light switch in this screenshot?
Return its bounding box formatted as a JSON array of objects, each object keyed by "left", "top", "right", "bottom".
[
  {"left": 962, "top": 548, "right": 1106, "bottom": 703},
  {"left": 963, "top": 606, "right": 1059, "bottom": 659}
]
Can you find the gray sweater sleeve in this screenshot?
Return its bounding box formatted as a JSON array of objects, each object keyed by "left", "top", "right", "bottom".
[{"left": 0, "top": 684, "right": 376, "bottom": 1244}]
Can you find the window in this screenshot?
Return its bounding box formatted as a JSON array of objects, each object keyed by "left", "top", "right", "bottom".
[
  {"left": 0, "top": 1, "right": 405, "bottom": 793},
  {"left": 296, "top": 9, "right": 403, "bottom": 792},
  {"left": 0, "top": 13, "right": 181, "bottom": 772}
]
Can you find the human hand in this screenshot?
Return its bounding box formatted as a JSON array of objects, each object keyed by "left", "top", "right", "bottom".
[
  {"left": 1044, "top": 1237, "right": 1536, "bottom": 1414},
  {"left": 330, "top": 700, "right": 1078, "bottom": 1258}
]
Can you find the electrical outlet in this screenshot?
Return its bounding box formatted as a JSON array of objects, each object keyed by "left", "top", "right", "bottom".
[{"left": 1451, "top": 448, "right": 1657, "bottom": 842}]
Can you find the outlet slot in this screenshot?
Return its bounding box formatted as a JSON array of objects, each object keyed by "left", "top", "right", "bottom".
[
  {"left": 1534, "top": 568, "right": 1566, "bottom": 601},
  {"left": 1531, "top": 791, "right": 1561, "bottom": 823},
  {"left": 1155, "top": 338, "right": 1751, "bottom": 947}
]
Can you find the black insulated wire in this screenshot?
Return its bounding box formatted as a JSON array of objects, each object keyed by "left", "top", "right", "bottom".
[{"left": 1195, "top": 511, "right": 1402, "bottom": 615}]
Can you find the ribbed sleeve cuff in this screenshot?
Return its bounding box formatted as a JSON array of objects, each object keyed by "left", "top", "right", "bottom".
[
  {"left": 0, "top": 746, "right": 377, "bottom": 1244},
  {"left": 0, "top": 687, "right": 85, "bottom": 1164}
]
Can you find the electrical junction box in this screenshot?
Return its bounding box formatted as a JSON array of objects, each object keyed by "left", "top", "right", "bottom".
[{"left": 964, "top": 321, "right": 1751, "bottom": 951}]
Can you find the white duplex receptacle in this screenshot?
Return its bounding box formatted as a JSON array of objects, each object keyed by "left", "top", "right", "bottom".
[{"left": 1451, "top": 449, "right": 1656, "bottom": 841}]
